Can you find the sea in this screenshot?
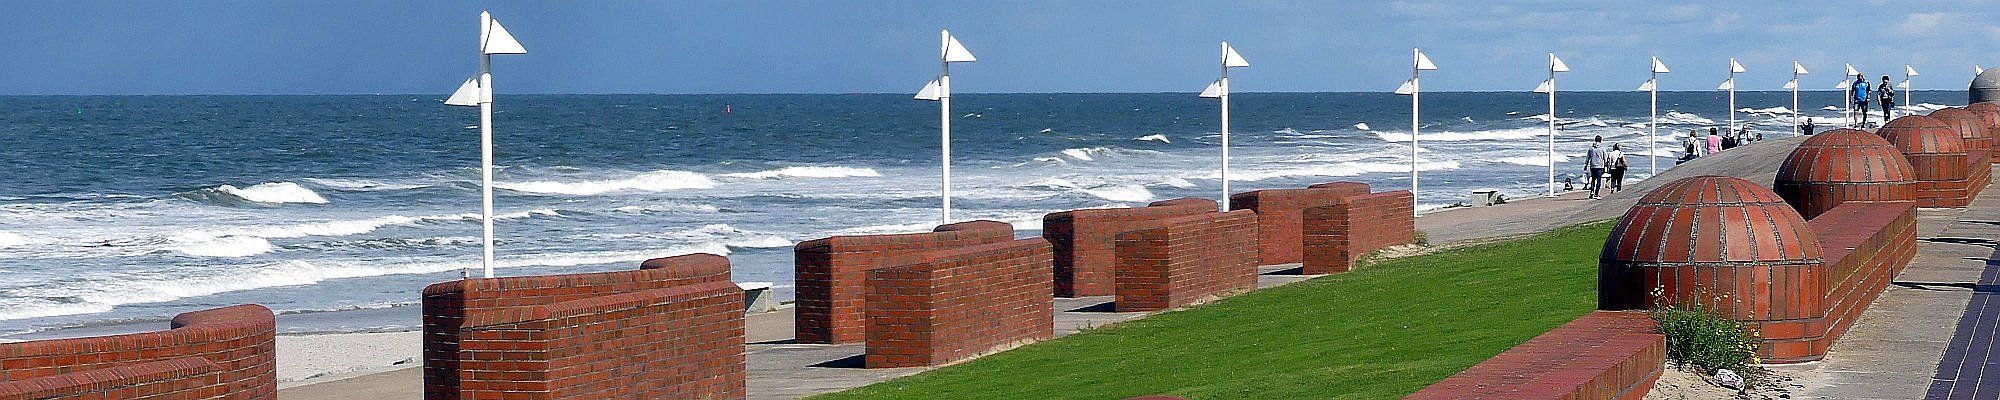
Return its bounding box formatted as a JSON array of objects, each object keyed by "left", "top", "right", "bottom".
[{"left": 0, "top": 91, "right": 1962, "bottom": 336}]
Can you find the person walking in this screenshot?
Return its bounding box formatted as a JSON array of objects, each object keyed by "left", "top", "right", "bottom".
[
  {"left": 1608, "top": 143, "right": 1628, "bottom": 193},
  {"left": 1706, "top": 127, "right": 1723, "bottom": 154},
  {"left": 1878, "top": 75, "right": 1898, "bottom": 121},
  {"left": 1585, "top": 135, "right": 1607, "bottom": 199},
  {"left": 1852, "top": 76, "right": 1872, "bottom": 127},
  {"left": 1803, "top": 117, "right": 1815, "bottom": 135}
]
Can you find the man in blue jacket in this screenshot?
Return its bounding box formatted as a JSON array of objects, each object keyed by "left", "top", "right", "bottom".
[{"left": 1853, "top": 76, "right": 1872, "bottom": 127}]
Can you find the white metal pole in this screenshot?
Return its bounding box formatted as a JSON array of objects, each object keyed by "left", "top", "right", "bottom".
[
  {"left": 1792, "top": 66, "right": 1800, "bottom": 137},
  {"left": 478, "top": 59, "right": 495, "bottom": 278},
  {"left": 1410, "top": 48, "right": 1421, "bottom": 205},
  {"left": 1546, "top": 67, "right": 1557, "bottom": 197},
  {"left": 1906, "top": 67, "right": 1914, "bottom": 117},
  {"left": 940, "top": 51, "right": 952, "bottom": 225},
  {"left": 1649, "top": 69, "right": 1658, "bottom": 176},
  {"left": 1219, "top": 45, "right": 1231, "bottom": 211}
]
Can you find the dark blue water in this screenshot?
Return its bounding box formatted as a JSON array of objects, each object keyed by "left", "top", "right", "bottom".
[{"left": 0, "top": 91, "right": 1962, "bottom": 334}]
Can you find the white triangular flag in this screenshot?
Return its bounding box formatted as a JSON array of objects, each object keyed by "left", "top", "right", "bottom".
[
  {"left": 943, "top": 31, "right": 976, "bottom": 63},
  {"left": 445, "top": 74, "right": 484, "bottom": 107},
  {"left": 1549, "top": 53, "right": 1569, "bottom": 72},
  {"left": 1729, "top": 58, "right": 1746, "bottom": 73},
  {"left": 1905, "top": 65, "right": 1919, "bottom": 77},
  {"left": 1716, "top": 78, "right": 1734, "bottom": 90},
  {"left": 914, "top": 79, "right": 942, "bottom": 101},
  {"left": 1652, "top": 57, "right": 1670, "bottom": 73},
  {"left": 1793, "top": 61, "right": 1808, "bottom": 75},
  {"left": 1533, "top": 79, "right": 1554, "bottom": 93},
  {"left": 1199, "top": 80, "right": 1223, "bottom": 98},
  {"left": 1415, "top": 50, "right": 1437, "bottom": 71},
  {"left": 1979, "top": 65, "right": 1986, "bottom": 75},
  {"left": 480, "top": 13, "right": 527, "bottom": 55},
  {"left": 1834, "top": 79, "right": 1850, "bottom": 89},
  {"left": 1395, "top": 79, "right": 1416, "bottom": 95},
  {"left": 1636, "top": 79, "right": 1655, "bottom": 91},
  {"left": 1783, "top": 80, "right": 1798, "bottom": 89},
  {"left": 1844, "top": 63, "right": 1859, "bottom": 77},
  {"left": 1222, "top": 43, "right": 1250, "bottom": 68},
  {"left": 1898, "top": 81, "right": 1910, "bottom": 90}
]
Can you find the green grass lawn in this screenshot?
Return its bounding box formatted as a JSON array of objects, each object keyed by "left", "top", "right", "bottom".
[{"left": 812, "top": 221, "right": 1614, "bottom": 400}]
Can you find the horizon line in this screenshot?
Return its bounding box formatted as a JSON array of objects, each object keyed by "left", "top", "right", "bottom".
[{"left": 0, "top": 89, "right": 1969, "bottom": 97}]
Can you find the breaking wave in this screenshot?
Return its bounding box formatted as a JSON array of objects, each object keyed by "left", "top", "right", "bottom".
[
  {"left": 499, "top": 170, "right": 716, "bottom": 195},
  {"left": 721, "top": 166, "right": 880, "bottom": 180},
  {"left": 206, "top": 182, "right": 328, "bottom": 204}
]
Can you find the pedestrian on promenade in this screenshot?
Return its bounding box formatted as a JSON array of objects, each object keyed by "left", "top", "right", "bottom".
[
  {"left": 1681, "top": 133, "right": 1699, "bottom": 163},
  {"left": 1585, "top": 136, "right": 1607, "bottom": 199},
  {"left": 1878, "top": 75, "right": 1898, "bottom": 121},
  {"left": 1802, "top": 117, "right": 1816, "bottom": 135},
  {"left": 1853, "top": 76, "right": 1872, "bottom": 127},
  {"left": 1706, "top": 127, "right": 1723, "bottom": 154},
  {"left": 1608, "top": 143, "right": 1627, "bottom": 193}
]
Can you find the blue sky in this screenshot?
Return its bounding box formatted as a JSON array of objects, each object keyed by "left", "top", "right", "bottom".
[{"left": 1, "top": 0, "right": 1995, "bottom": 94}]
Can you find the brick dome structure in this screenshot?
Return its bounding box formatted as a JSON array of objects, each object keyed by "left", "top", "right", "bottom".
[
  {"left": 1600, "top": 176, "right": 1830, "bottom": 362},
  {"left": 1928, "top": 107, "right": 1993, "bottom": 166},
  {"left": 1962, "top": 102, "right": 2000, "bottom": 165},
  {"left": 1773, "top": 129, "right": 1918, "bottom": 219},
  {"left": 1879, "top": 115, "right": 1977, "bottom": 206}
]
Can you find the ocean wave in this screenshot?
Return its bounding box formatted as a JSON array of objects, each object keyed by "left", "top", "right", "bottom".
[
  {"left": 1221, "top": 160, "right": 1461, "bottom": 182},
  {"left": 1061, "top": 147, "right": 1110, "bottom": 161},
  {"left": 0, "top": 243, "right": 731, "bottom": 321},
  {"left": 498, "top": 170, "right": 716, "bottom": 195},
  {"left": 1135, "top": 134, "right": 1171, "bottom": 143},
  {"left": 1021, "top": 178, "right": 1154, "bottom": 202},
  {"left": 0, "top": 232, "right": 29, "bottom": 248},
  {"left": 1659, "top": 111, "right": 1716, "bottom": 125},
  {"left": 1373, "top": 127, "right": 1546, "bottom": 142},
  {"left": 1354, "top": 123, "right": 1371, "bottom": 131},
  {"left": 1738, "top": 106, "right": 1792, "bottom": 114},
  {"left": 301, "top": 178, "right": 430, "bottom": 192},
  {"left": 1495, "top": 154, "right": 1574, "bottom": 166},
  {"left": 612, "top": 203, "right": 722, "bottom": 214},
  {"left": 721, "top": 166, "right": 880, "bottom": 180},
  {"left": 209, "top": 182, "right": 328, "bottom": 204},
  {"left": 1157, "top": 177, "right": 1197, "bottom": 188},
  {"left": 671, "top": 224, "right": 794, "bottom": 248},
  {"left": 169, "top": 235, "right": 274, "bottom": 257}
]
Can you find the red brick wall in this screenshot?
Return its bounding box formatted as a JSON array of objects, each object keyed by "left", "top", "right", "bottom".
[
  {"left": 0, "top": 358, "right": 225, "bottom": 400},
  {"left": 1405, "top": 311, "right": 1663, "bottom": 400},
  {"left": 1113, "top": 210, "right": 1260, "bottom": 312},
  {"left": 1301, "top": 190, "right": 1416, "bottom": 274},
  {"left": 1764, "top": 202, "right": 1917, "bottom": 363},
  {"left": 422, "top": 253, "right": 743, "bottom": 400},
  {"left": 1229, "top": 182, "right": 1372, "bottom": 265},
  {"left": 794, "top": 220, "right": 1014, "bottom": 344},
  {"left": 864, "top": 238, "right": 1055, "bottom": 368},
  {"left": 1043, "top": 198, "right": 1217, "bottom": 297},
  {"left": 0, "top": 304, "right": 275, "bottom": 400}
]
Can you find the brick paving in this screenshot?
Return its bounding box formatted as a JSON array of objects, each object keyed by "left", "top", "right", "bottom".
[{"left": 1925, "top": 247, "right": 2000, "bottom": 400}]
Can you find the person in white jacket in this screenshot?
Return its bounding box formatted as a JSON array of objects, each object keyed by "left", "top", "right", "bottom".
[{"left": 1607, "top": 144, "right": 1627, "bottom": 193}]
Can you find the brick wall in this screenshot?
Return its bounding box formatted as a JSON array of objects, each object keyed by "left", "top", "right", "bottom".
[
  {"left": 1113, "top": 210, "right": 1260, "bottom": 312},
  {"left": 1229, "top": 182, "right": 1372, "bottom": 265},
  {"left": 1768, "top": 202, "right": 1917, "bottom": 362},
  {"left": 794, "top": 220, "right": 1015, "bottom": 344},
  {"left": 0, "top": 304, "right": 275, "bottom": 400},
  {"left": 1043, "top": 198, "right": 1217, "bottom": 297},
  {"left": 1301, "top": 190, "right": 1416, "bottom": 274},
  {"left": 422, "top": 253, "right": 744, "bottom": 400},
  {"left": 1405, "top": 311, "right": 1663, "bottom": 400},
  {"left": 864, "top": 238, "right": 1055, "bottom": 368}
]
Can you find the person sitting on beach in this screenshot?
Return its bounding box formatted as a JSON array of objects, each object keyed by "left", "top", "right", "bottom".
[
  {"left": 1878, "top": 75, "right": 1898, "bottom": 121},
  {"left": 1585, "top": 136, "right": 1606, "bottom": 199},
  {"left": 1608, "top": 143, "right": 1627, "bottom": 193},
  {"left": 1681, "top": 134, "right": 1699, "bottom": 163},
  {"left": 1706, "top": 128, "right": 1723, "bottom": 155},
  {"left": 1853, "top": 76, "right": 1872, "bottom": 127}
]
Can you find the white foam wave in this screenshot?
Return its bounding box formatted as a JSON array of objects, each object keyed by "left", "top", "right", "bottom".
[
  {"left": 1023, "top": 178, "right": 1154, "bottom": 202},
  {"left": 671, "top": 224, "right": 794, "bottom": 248},
  {"left": 0, "top": 232, "right": 29, "bottom": 248},
  {"left": 214, "top": 182, "right": 328, "bottom": 204},
  {"left": 721, "top": 166, "right": 880, "bottom": 180},
  {"left": 1157, "top": 177, "right": 1197, "bottom": 188},
  {"left": 612, "top": 203, "right": 722, "bottom": 214},
  {"left": 499, "top": 170, "right": 715, "bottom": 195},
  {"left": 302, "top": 178, "right": 429, "bottom": 191},
  {"left": 1738, "top": 106, "right": 1792, "bottom": 114},
  {"left": 1223, "top": 160, "right": 1461, "bottom": 181},
  {"left": 1659, "top": 111, "right": 1716, "bottom": 125},
  {"left": 1496, "top": 154, "right": 1574, "bottom": 166},
  {"left": 170, "top": 235, "right": 274, "bottom": 257},
  {"left": 0, "top": 243, "right": 731, "bottom": 321},
  {"left": 1374, "top": 127, "right": 1546, "bottom": 142},
  {"left": 1354, "top": 123, "right": 1371, "bottom": 131},
  {"left": 1061, "top": 147, "right": 1110, "bottom": 161},
  {"left": 1135, "top": 134, "right": 1171, "bottom": 143}
]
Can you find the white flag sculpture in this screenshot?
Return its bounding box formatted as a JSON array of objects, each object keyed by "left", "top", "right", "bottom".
[
  {"left": 1791, "top": 61, "right": 1807, "bottom": 136},
  {"left": 1722, "top": 58, "right": 1744, "bottom": 132},
  {"left": 1637, "top": 56, "right": 1668, "bottom": 175},
  {"left": 914, "top": 30, "right": 976, "bottom": 224},
  {"left": 1979, "top": 65, "right": 1986, "bottom": 75},
  {"left": 1842, "top": 63, "right": 1860, "bottom": 127},
  {"left": 443, "top": 11, "right": 526, "bottom": 279},
  {"left": 1903, "top": 65, "right": 1918, "bottom": 110},
  {"left": 1535, "top": 53, "right": 1569, "bottom": 196},
  {"left": 1393, "top": 48, "right": 1436, "bottom": 211},
  {"left": 1199, "top": 42, "right": 1249, "bottom": 210}
]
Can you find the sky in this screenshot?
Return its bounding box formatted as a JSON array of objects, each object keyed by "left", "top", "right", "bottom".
[{"left": 1, "top": 0, "right": 1997, "bottom": 95}]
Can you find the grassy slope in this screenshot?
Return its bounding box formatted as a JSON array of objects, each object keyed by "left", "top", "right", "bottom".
[{"left": 813, "top": 221, "right": 1613, "bottom": 400}]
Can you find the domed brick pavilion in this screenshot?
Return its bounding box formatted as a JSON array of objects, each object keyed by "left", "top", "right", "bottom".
[
  {"left": 1773, "top": 128, "right": 1918, "bottom": 219},
  {"left": 1879, "top": 115, "right": 1979, "bottom": 206}
]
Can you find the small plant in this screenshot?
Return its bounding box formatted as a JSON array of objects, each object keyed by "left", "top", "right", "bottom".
[
  {"left": 1650, "top": 299, "right": 1760, "bottom": 377},
  {"left": 1410, "top": 230, "right": 1430, "bottom": 247}
]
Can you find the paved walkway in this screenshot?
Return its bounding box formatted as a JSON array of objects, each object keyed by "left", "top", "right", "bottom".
[{"left": 1925, "top": 247, "right": 2000, "bottom": 399}]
